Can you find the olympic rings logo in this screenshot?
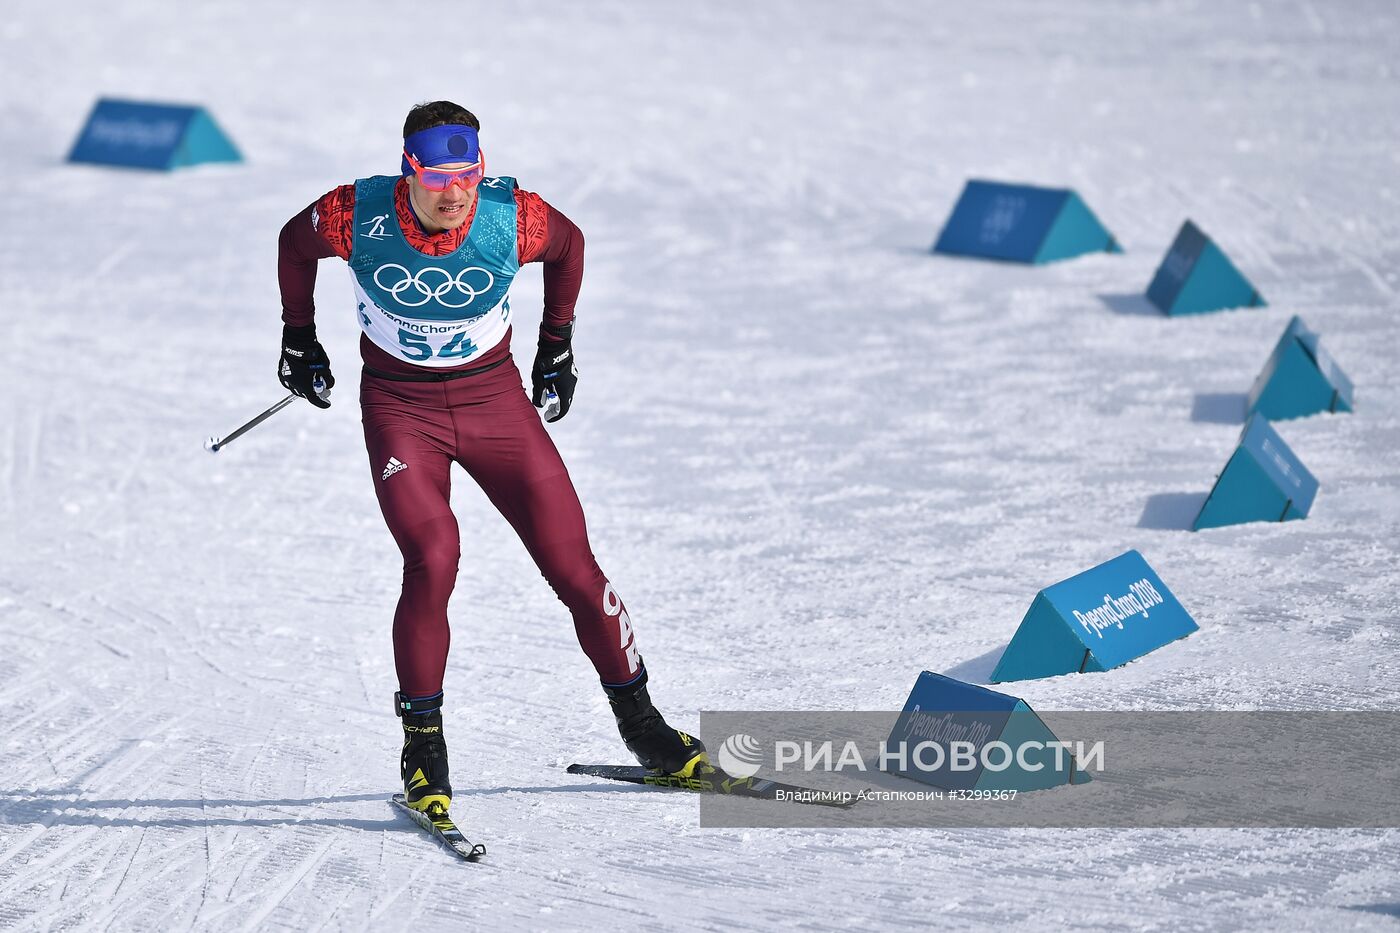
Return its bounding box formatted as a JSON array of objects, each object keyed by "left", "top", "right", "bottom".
[{"left": 372, "top": 263, "right": 496, "bottom": 309}]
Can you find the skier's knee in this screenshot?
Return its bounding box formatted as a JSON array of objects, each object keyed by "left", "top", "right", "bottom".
[
  {"left": 545, "top": 565, "right": 605, "bottom": 612},
  {"left": 406, "top": 539, "right": 460, "bottom": 590}
]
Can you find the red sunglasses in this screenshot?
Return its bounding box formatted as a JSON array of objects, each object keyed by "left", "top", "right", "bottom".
[{"left": 404, "top": 150, "right": 486, "bottom": 192}]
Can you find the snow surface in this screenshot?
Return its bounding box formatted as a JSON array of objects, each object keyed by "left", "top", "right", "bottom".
[{"left": 2, "top": 1, "right": 1399, "bottom": 930}]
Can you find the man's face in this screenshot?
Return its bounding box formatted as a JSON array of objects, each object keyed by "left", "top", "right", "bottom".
[{"left": 406, "top": 166, "right": 478, "bottom": 233}]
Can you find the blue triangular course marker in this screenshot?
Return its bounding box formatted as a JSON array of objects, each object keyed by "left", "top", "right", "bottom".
[
  {"left": 993, "top": 594, "right": 1095, "bottom": 681},
  {"left": 67, "top": 98, "right": 242, "bottom": 171},
  {"left": 885, "top": 672, "right": 1091, "bottom": 792},
  {"left": 990, "top": 550, "right": 1198, "bottom": 683},
  {"left": 932, "top": 180, "right": 1120, "bottom": 264},
  {"left": 1146, "top": 220, "right": 1264, "bottom": 315},
  {"left": 1193, "top": 414, "right": 1318, "bottom": 530},
  {"left": 1247, "top": 315, "right": 1355, "bottom": 420},
  {"left": 173, "top": 108, "right": 243, "bottom": 167}
]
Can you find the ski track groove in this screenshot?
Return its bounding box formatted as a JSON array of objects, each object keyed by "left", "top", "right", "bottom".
[
  {"left": 0, "top": 416, "right": 16, "bottom": 516},
  {"left": 23, "top": 408, "right": 41, "bottom": 502},
  {"left": 79, "top": 828, "right": 156, "bottom": 933},
  {"left": 364, "top": 875, "right": 417, "bottom": 929},
  {"left": 107, "top": 826, "right": 145, "bottom": 903},
  {"left": 0, "top": 825, "right": 113, "bottom": 914},
  {"left": 111, "top": 839, "right": 215, "bottom": 933},
  {"left": 87, "top": 431, "right": 149, "bottom": 530},
  {"left": 0, "top": 824, "right": 50, "bottom": 879},
  {"left": 235, "top": 835, "right": 339, "bottom": 933},
  {"left": 197, "top": 752, "right": 214, "bottom": 932}
]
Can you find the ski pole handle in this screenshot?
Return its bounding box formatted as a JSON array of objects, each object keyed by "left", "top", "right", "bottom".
[{"left": 542, "top": 388, "right": 561, "bottom": 422}]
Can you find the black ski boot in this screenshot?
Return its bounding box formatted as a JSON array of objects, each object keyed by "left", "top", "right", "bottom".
[
  {"left": 395, "top": 691, "right": 452, "bottom": 814},
  {"left": 604, "top": 670, "right": 709, "bottom": 777}
]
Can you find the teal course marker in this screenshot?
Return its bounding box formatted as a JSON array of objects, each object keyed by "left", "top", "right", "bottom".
[
  {"left": 1247, "top": 315, "right": 1355, "bottom": 420},
  {"left": 1146, "top": 220, "right": 1264, "bottom": 315},
  {"left": 68, "top": 98, "right": 242, "bottom": 171},
  {"left": 990, "top": 550, "right": 1198, "bottom": 683},
  {"left": 932, "top": 180, "right": 1120, "bottom": 264},
  {"left": 885, "top": 672, "right": 1092, "bottom": 792},
  {"left": 1193, "top": 414, "right": 1318, "bottom": 530}
]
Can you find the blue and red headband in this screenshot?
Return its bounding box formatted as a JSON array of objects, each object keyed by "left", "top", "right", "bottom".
[{"left": 400, "top": 124, "right": 480, "bottom": 176}]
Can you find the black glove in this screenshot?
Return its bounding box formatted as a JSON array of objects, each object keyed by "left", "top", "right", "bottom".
[
  {"left": 531, "top": 321, "right": 578, "bottom": 423},
  {"left": 278, "top": 324, "right": 335, "bottom": 409}
]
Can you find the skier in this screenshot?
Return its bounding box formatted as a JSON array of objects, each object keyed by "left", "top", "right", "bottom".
[{"left": 275, "top": 100, "right": 707, "bottom": 817}]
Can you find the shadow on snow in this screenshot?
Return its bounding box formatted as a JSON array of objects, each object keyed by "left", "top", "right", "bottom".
[{"left": 0, "top": 782, "right": 644, "bottom": 829}]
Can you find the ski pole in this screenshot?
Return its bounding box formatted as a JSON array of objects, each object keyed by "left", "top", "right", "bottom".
[{"left": 204, "top": 381, "right": 328, "bottom": 453}]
